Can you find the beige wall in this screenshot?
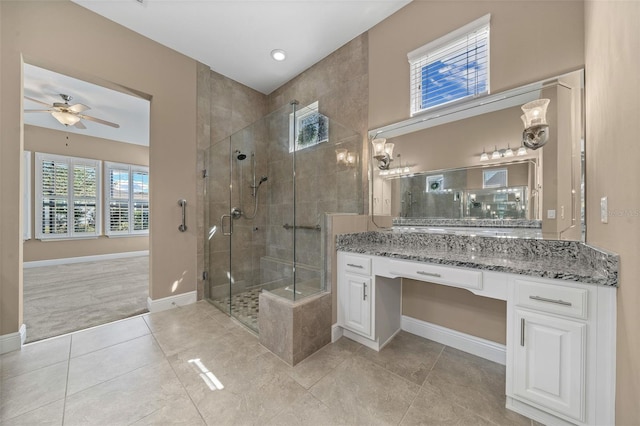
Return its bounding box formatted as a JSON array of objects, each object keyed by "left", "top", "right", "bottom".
[
  {"left": 23, "top": 125, "right": 149, "bottom": 262},
  {"left": 403, "top": 281, "right": 507, "bottom": 344},
  {"left": 1, "top": 0, "right": 198, "bottom": 335},
  {"left": 369, "top": 0, "right": 585, "bottom": 129},
  {"left": 367, "top": 0, "right": 584, "bottom": 347},
  {"left": 585, "top": 1, "right": 640, "bottom": 423}
]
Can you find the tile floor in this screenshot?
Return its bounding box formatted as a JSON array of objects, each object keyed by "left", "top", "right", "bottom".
[{"left": 0, "top": 301, "right": 536, "bottom": 425}]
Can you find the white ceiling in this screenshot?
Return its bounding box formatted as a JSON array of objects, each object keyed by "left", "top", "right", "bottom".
[
  {"left": 23, "top": 63, "right": 151, "bottom": 146},
  {"left": 71, "top": 0, "right": 411, "bottom": 94}
]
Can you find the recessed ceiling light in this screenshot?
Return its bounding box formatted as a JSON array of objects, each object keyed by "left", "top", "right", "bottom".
[{"left": 271, "top": 49, "right": 286, "bottom": 61}]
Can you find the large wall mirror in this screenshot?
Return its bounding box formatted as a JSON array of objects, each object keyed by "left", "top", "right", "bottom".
[{"left": 369, "top": 69, "right": 584, "bottom": 241}]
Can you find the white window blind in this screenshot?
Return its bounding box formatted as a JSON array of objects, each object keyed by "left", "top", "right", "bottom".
[
  {"left": 408, "top": 14, "right": 490, "bottom": 116},
  {"left": 105, "top": 162, "right": 149, "bottom": 236},
  {"left": 24, "top": 151, "right": 32, "bottom": 240},
  {"left": 35, "top": 153, "right": 101, "bottom": 240}
]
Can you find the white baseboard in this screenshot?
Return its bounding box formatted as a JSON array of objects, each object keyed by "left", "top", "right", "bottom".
[
  {"left": 24, "top": 250, "right": 149, "bottom": 269},
  {"left": 147, "top": 291, "right": 197, "bottom": 313},
  {"left": 401, "top": 316, "right": 506, "bottom": 365},
  {"left": 331, "top": 324, "right": 343, "bottom": 343},
  {"left": 0, "top": 324, "right": 26, "bottom": 354}
]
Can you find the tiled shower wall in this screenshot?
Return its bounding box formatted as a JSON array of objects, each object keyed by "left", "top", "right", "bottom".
[
  {"left": 264, "top": 34, "right": 369, "bottom": 291},
  {"left": 197, "top": 33, "right": 369, "bottom": 300}
]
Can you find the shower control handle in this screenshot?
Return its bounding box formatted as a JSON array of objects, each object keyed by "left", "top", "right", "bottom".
[{"left": 221, "top": 214, "right": 232, "bottom": 236}]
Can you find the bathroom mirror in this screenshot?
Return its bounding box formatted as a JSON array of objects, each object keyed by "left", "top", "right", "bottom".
[{"left": 369, "top": 69, "right": 584, "bottom": 241}]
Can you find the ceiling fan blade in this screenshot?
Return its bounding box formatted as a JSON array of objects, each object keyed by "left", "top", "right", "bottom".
[
  {"left": 24, "top": 96, "right": 53, "bottom": 107},
  {"left": 24, "top": 109, "right": 55, "bottom": 113},
  {"left": 68, "top": 103, "right": 91, "bottom": 113},
  {"left": 78, "top": 114, "right": 120, "bottom": 128},
  {"left": 74, "top": 121, "right": 87, "bottom": 130}
]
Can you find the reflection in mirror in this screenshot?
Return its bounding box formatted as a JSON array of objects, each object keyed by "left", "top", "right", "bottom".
[
  {"left": 369, "top": 69, "right": 584, "bottom": 241},
  {"left": 393, "top": 160, "right": 537, "bottom": 221}
]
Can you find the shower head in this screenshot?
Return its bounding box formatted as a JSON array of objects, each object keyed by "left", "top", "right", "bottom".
[
  {"left": 259, "top": 176, "right": 268, "bottom": 184},
  {"left": 235, "top": 150, "right": 247, "bottom": 161}
]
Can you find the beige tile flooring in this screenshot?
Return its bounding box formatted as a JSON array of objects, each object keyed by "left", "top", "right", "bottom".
[{"left": 0, "top": 301, "right": 536, "bottom": 425}]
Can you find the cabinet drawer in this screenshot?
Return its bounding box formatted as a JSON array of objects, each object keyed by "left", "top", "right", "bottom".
[
  {"left": 342, "top": 254, "right": 372, "bottom": 276},
  {"left": 389, "top": 260, "right": 482, "bottom": 290},
  {"left": 515, "top": 279, "right": 588, "bottom": 320}
]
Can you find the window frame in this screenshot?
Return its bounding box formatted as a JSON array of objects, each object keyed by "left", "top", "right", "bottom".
[
  {"left": 408, "top": 14, "right": 491, "bottom": 116},
  {"left": 104, "top": 161, "right": 150, "bottom": 237},
  {"left": 35, "top": 152, "right": 102, "bottom": 240}
]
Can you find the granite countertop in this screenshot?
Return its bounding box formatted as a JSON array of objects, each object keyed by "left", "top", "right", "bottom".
[{"left": 336, "top": 230, "right": 619, "bottom": 287}]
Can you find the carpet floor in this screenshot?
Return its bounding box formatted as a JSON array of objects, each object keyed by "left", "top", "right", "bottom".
[{"left": 23, "top": 256, "right": 149, "bottom": 343}]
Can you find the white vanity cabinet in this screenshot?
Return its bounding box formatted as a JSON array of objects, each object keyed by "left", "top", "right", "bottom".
[
  {"left": 336, "top": 251, "right": 617, "bottom": 426},
  {"left": 506, "top": 277, "right": 616, "bottom": 426},
  {"left": 337, "top": 252, "right": 401, "bottom": 350}
]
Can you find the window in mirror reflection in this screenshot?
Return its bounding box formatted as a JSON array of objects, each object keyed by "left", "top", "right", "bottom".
[{"left": 483, "top": 169, "right": 507, "bottom": 188}]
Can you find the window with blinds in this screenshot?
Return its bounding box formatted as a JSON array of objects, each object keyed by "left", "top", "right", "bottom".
[
  {"left": 408, "top": 14, "right": 490, "bottom": 116},
  {"left": 35, "top": 153, "right": 101, "bottom": 239},
  {"left": 105, "top": 162, "right": 149, "bottom": 236}
]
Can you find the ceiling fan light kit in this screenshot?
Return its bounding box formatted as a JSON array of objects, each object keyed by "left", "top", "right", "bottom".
[{"left": 24, "top": 93, "right": 120, "bottom": 129}]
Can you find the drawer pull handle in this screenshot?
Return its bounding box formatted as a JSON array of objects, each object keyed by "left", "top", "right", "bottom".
[
  {"left": 347, "top": 263, "right": 364, "bottom": 269},
  {"left": 521, "top": 318, "right": 525, "bottom": 346},
  {"left": 417, "top": 271, "right": 442, "bottom": 278},
  {"left": 529, "top": 295, "right": 572, "bottom": 306},
  {"left": 363, "top": 283, "right": 367, "bottom": 301}
]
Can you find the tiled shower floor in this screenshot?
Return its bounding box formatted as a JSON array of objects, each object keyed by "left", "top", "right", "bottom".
[
  {"left": 212, "top": 288, "right": 261, "bottom": 331},
  {"left": 210, "top": 282, "right": 322, "bottom": 332}
]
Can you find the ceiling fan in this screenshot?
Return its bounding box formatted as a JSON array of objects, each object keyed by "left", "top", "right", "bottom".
[{"left": 24, "top": 94, "right": 120, "bottom": 129}]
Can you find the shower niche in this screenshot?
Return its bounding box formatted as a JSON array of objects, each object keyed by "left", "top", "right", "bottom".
[{"left": 205, "top": 101, "right": 362, "bottom": 364}]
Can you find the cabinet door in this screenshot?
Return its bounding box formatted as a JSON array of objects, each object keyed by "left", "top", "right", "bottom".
[
  {"left": 513, "top": 309, "right": 586, "bottom": 422},
  {"left": 342, "top": 273, "right": 372, "bottom": 338}
]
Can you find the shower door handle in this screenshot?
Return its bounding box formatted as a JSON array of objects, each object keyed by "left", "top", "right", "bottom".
[
  {"left": 178, "top": 199, "right": 187, "bottom": 232},
  {"left": 221, "top": 214, "right": 232, "bottom": 236}
]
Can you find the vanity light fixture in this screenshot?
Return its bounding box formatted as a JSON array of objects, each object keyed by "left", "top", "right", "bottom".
[
  {"left": 371, "top": 137, "right": 394, "bottom": 169},
  {"left": 271, "top": 49, "right": 286, "bottom": 61},
  {"left": 504, "top": 144, "right": 514, "bottom": 157},
  {"left": 480, "top": 148, "right": 489, "bottom": 161},
  {"left": 521, "top": 99, "right": 550, "bottom": 150},
  {"left": 480, "top": 144, "right": 525, "bottom": 161},
  {"left": 335, "top": 148, "right": 348, "bottom": 164},
  {"left": 336, "top": 149, "right": 357, "bottom": 166},
  {"left": 346, "top": 152, "right": 357, "bottom": 165},
  {"left": 491, "top": 145, "right": 501, "bottom": 160}
]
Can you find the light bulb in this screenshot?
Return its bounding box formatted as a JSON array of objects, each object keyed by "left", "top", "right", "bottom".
[
  {"left": 480, "top": 148, "right": 489, "bottom": 161},
  {"left": 335, "top": 149, "right": 347, "bottom": 164},
  {"left": 504, "top": 145, "right": 514, "bottom": 157},
  {"left": 270, "top": 49, "right": 286, "bottom": 61},
  {"left": 517, "top": 146, "right": 528, "bottom": 156}
]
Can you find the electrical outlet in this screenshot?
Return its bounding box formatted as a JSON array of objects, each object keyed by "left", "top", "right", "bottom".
[
  {"left": 547, "top": 209, "right": 556, "bottom": 219},
  {"left": 601, "top": 197, "right": 608, "bottom": 224}
]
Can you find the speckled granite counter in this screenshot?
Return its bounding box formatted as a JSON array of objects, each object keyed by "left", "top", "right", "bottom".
[
  {"left": 392, "top": 218, "right": 542, "bottom": 228},
  {"left": 336, "top": 230, "right": 619, "bottom": 287}
]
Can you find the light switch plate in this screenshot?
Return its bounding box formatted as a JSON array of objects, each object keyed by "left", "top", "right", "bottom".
[
  {"left": 547, "top": 209, "right": 556, "bottom": 219},
  {"left": 601, "top": 197, "right": 608, "bottom": 224}
]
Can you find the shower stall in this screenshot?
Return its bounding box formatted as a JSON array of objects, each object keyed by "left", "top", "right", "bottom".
[{"left": 204, "top": 101, "right": 362, "bottom": 333}]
